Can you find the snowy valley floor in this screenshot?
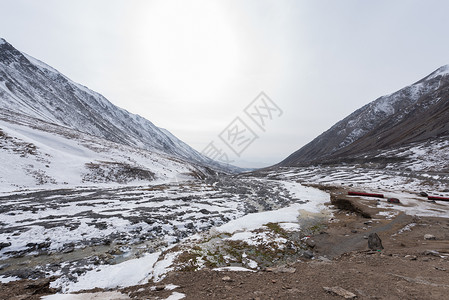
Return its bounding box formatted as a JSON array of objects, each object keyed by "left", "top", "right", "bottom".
[{"left": 1, "top": 167, "right": 449, "bottom": 299}]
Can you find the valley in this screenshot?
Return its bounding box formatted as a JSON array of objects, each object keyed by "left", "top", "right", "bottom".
[{"left": 0, "top": 37, "right": 448, "bottom": 299}]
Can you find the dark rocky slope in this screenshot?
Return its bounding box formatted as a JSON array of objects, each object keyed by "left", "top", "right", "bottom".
[{"left": 279, "top": 65, "right": 449, "bottom": 166}]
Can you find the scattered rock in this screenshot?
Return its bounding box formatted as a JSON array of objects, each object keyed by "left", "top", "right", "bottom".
[
  {"left": 222, "top": 276, "right": 232, "bottom": 282},
  {"left": 419, "top": 192, "right": 428, "bottom": 197},
  {"left": 387, "top": 198, "right": 400, "bottom": 204},
  {"left": 154, "top": 285, "right": 165, "bottom": 291},
  {"left": 317, "top": 256, "right": 332, "bottom": 263},
  {"left": 265, "top": 266, "right": 296, "bottom": 273},
  {"left": 404, "top": 255, "right": 417, "bottom": 261},
  {"left": 435, "top": 266, "right": 447, "bottom": 271},
  {"left": 303, "top": 250, "right": 314, "bottom": 259},
  {"left": 323, "top": 286, "right": 357, "bottom": 299},
  {"left": 24, "top": 277, "right": 57, "bottom": 295},
  {"left": 423, "top": 250, "right": 440, "bottom": 256},
  {"left": 424, "top": 234, "right": 436, "bottom": 240},
  {"left": 368, "top": 233, "right": 384, "bottom": 251},
  {"left": 108, "top": 248, "right": 124, "bottom": 255},
  {"left": 0, "top": 242, "right": 12, "bottom": 250}
]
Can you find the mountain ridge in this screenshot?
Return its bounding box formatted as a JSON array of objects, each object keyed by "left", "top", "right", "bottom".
[
  {"left": 0, "top": 38, "right": 230, "bottom": 171},
  {"left": 279, "top": 64, "right": 449, "bottom": 167}
]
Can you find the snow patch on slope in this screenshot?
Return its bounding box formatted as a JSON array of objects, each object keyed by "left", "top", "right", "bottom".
[
  {"left": 0, "top": 117, "right": 204, "bottom": 192},
  {"left": 1, "top": 39, "right": 233, "bottom": 172}
]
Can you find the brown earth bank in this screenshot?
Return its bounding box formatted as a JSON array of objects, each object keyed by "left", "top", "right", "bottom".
[{"left": 2, "top": 190, "right": 449, "bottom": 300}]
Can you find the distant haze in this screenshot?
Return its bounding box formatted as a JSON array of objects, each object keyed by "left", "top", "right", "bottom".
[{"left": 1, "top": 0, "right": 449, "bottom": 168}]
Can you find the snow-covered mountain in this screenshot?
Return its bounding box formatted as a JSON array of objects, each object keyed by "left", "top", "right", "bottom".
[
  {"left": 0, "top": 109, "right": 218, "bottom": 192},
  {"left": 0, "top": 38, "right": 223, "bottom": 169},
  {"left": 280, "top": 65, "right": 449, "bottom": 167}
]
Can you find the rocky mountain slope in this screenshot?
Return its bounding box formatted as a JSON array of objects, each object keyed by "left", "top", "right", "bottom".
[
  {"left": 0, "top": 109, "right": 218, "bottom": 192},
  {"left": 0, "top": 38, "right": 222, "bottom": 170},
  {"left": 279, "top": 65, "right": 449, "bottom": 167}
]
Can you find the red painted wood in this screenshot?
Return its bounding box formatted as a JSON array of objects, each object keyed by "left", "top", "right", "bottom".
[
  {"left": 428, "top": 196, "right": 449, "bottom": 201},
  {"left": 348, "top": 191, "right": 384, "bottom": 198}
]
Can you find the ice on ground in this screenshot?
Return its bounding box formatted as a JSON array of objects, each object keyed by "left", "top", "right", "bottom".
[
  {"left": 0, "top": 275, "right": 20, "bottom": 283},
  {"left": 215, "top": 182, "right": 329, "bottom": 235},
  {"left": 52, "top": 252, "right": 161, "bottom": 293},
  {"left": 216, "top": 204, "right": 304, "bottom": 233},
  {"left": 246, "top": 258, "right": 258, "bottom": 269},
  {"left": 165, "top": 292, "right": 186, "bottom": 300},
  {"left": 41, "top": 291, "right": 130, "bottom": 300},
  {"left": 279, "top": 181, "right": 330, "bottom": 213}
]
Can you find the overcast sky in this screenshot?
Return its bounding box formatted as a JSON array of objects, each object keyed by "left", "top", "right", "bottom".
[{"left": 1, "top": 0, "right": 449, "bottom": 167}]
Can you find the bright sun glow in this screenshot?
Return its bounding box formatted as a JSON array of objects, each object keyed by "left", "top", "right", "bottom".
[{"left": 131, "top": 0, "right": 241, "bottom": 103}]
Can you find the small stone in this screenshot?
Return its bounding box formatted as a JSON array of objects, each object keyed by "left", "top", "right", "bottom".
[
  {"left": 222, "top": 276, "right": 232, "bottom": 282},
  {"left": 306, "top": 239, "right": 316, "bottom": 248},
  {"left": 420, "top": 192, "right": 428, "bottom": 197},
  {"left": 404, "top": 255, "right": 417, "bottom": 261},
  {"left": 303, "top": 250, "right": 314, "bottom": 259},
  {"left": 435, "top": 266, "right": 447, "bottom": 271},
  {"left": 107, "top": 247, "right": 124, "bottom": 255},
  {"left": 154, "top": 285, "right": 165, "bottom": 291},
  {"left": 424, "top": 234, "right": 436, "bottom": 240},
  {"left": 323, "top": 286, "right": 357, "bottom": 299},
  {"left": 423, "top": 250, "right": 440, "bottom": 256},
  {"left": 368, "top": 233, "right": 384, "bottom": 251}
]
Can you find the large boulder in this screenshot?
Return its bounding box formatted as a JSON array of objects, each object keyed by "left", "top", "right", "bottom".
[{"left": 368, "top": 233, "right": 384, "bottom": 250}]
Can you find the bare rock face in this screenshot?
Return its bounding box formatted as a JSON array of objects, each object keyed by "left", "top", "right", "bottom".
[{"left": 368, "top": 233, "right": 384, "bottom": 251}]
